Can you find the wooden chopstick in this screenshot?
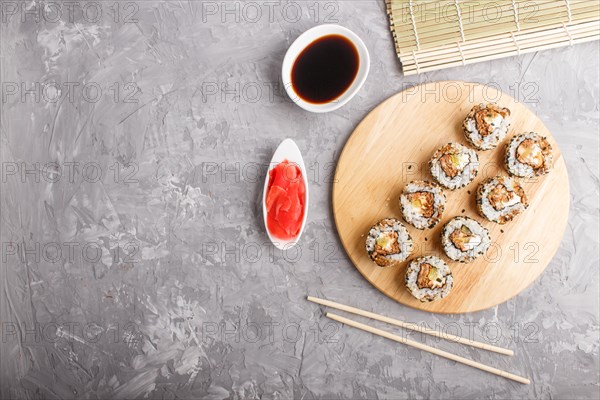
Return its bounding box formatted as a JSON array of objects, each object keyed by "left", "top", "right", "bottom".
[
  {"left": 307, "top": 296, "right": 513, "bottom": 356},
  {"left": 327, "top": 313, "right": 530, "bottom": 385}
]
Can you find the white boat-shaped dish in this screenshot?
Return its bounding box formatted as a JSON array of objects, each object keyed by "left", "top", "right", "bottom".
[{"left": 263, "top": 139, "right": 309, "bottom": 249}]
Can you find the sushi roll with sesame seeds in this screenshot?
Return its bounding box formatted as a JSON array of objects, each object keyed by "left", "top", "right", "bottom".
[
  {"left": 429, "top": 143, "right": 479, "bottom": 190},
  {"left": 365, "top": 218, "right": 413, "bottom": 267},
  {"left": 463, "top": 103, "right": 511, "bottom": 150},
  {"left": 477, "top": 176, "right": 528, "bottom": 224},
  {"left": 399, "top": 181, "right": 446, "bottom": 230},
  {"left": 405, "top": 256, "right": 453, "bottom": 302},
  {"left": 441, "top": 216, "right": 491, "bottom": 263},
  {"left": 505, "top": 132, "right": 553, "bottom": 177}
]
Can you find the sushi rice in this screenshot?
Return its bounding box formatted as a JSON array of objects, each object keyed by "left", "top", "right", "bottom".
[
  {"left": 477, "top": 175, "right": 529, "bottom": 224},
  {"left": 366, "top": 218, "right": 413, "bottom": 267},
  {"left": 429, "top": 142, "right": 479, "bottom": 190},
  {"left": 505, "top": 132, "right": 553, "bottom": 177},
  {"left": 441, "top": 216, "right": 491, "bottom": 263},
  {"left": 400, "top": 180, "right": 446, "bottom": 230},
  {"left": 463, "top": 103, "right": 511, "bottom": 150},
  {"left": 405, "top": 256, "right": 453, "bottom": 302}
]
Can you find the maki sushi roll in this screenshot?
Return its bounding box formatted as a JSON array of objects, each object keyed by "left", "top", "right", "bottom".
[
  {"left": 463, "top": 103, "right": 511, "bottom": 150},
  {"left": 505, "top": 132, "right": 553, "bottom": 177},
  {"left": 441, "top": 216, "right": 491, "bottom": 263},
  {"left": 405, "top": 256, "right": 453, "bottom": 302},
  {"left": 399, "top": 180, "right": 446, "bottom": 230},
  {"left": 366, "top": 218, "right": 413, "bottom": 267},
  {"left": 429, "top": 143, "right": 479, "bottom": 190},
  {"left": 477, "top": 175, "right": 529, "bottom": 224}
]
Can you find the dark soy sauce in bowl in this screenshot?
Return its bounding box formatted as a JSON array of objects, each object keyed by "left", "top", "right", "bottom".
[{"left": 291, "top": 34, "right": 360, "bottom": 104}]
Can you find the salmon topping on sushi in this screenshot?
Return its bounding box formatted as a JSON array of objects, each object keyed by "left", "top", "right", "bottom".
[
  {"left": 406, "top": 192, "right": 435, "bottom": 218},
  {"left": 488, "top": 184, "right": 521, "bottom": 211},
  {"left": 374, "top": 231, "right": 400, "bottom": 255},
  {"left": 516, "top": 139, "right": 544, "bottom": 168},
  {"left": 474, "top": 106, "right": 510, "bottom": 137},
  {"left": 400, "top": 181, "right": 446, "bottom": 230},
  {"left": 477, "top": 176, "right": 528, "bottom": 224},
  {"left": 464, "top": 104, "right": 511, "bottom": 151},
  {"left": 439, "top": 152, "right": 469, "bottom": 178},
  {"left": 417, "top": 263, "right": 445, "bottom": 289},
  {"left": 442, "top": 217, "right": 491, "bottom": 262},
  {"left": 449, "top": 225, "right": 482, "bottom": 252},
  {"left": 505, "top": 132, "right": 553, "bottom": 177},
  {"left": 430, "top": 143, "right": 479, "bottom": 189},
  {"left": 366, "top": 218, "right": 413, "bottom": 267},
  {"left": 406, "top": 256, "right": 453, "bottom": 302}
]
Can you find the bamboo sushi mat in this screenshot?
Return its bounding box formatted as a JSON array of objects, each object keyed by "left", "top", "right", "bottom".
[{"left": 386, "top": 0, "right": 600, "bottom": 75}]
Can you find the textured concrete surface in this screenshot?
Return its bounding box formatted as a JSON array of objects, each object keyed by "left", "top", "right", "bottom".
[{"left": 1, "top": 1, "right": 598, "bottom": 399}]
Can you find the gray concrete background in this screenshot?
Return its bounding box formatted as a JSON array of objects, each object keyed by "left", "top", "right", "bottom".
[{"left": 1, "top": 1, "right": 598, "bottom": 399}]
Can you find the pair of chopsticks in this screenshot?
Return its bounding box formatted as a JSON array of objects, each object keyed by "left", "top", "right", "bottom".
[{"left": 307, "top": 296, "right": 530, "bottom": 385}]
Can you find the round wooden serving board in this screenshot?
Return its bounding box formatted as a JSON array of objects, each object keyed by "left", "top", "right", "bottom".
[{"left": 333, "top": 81, "right": 569, "bottom": 314}]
